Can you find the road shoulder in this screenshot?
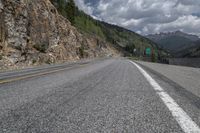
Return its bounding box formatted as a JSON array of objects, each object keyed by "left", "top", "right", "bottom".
[{"left": 135, "top": 61, "right": 200, "bottom": 128}]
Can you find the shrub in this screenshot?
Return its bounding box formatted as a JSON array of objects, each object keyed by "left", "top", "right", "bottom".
[
  {"left": 45, "top": 59, "right": 52, "bottom": 64},
  {"left": 79, "top": 46, "right": 84, "bottom": 58},
  {"left": 33, "top": 43, "right": 49, "bottom": 53},
  {"left": 32, "top": 59, "right": 37, "bottom": 64},
  {"left": 125, "top": 44, "right": 135, "bottom": 53},
  {"left": 151, "top": 52, "right": 157, "bottom": 62}
]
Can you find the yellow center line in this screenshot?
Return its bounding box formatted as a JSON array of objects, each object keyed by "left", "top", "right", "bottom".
[{"left": 0, "top": 64, "right": 87, "bottom": 84}]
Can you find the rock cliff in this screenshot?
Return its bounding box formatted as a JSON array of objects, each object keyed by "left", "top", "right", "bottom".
[{"left": 0, "top": 0, "right": 119, "bottom": 70}]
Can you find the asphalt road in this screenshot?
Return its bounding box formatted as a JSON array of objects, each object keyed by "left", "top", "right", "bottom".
[{"left": 0, "top": 58, "right": 199, "bottom": 133}]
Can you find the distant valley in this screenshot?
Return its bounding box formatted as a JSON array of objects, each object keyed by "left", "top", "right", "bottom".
[{"left": 147, "top": 31, "right": 200, "bottom": 57}]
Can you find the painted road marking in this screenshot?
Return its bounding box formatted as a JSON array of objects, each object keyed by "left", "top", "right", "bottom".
[
  {"left": 0, "top": 64, "right": 87, "bottom": 84},
  {"left": 130, "top": 61, "right": 200, "bottom": 133}
]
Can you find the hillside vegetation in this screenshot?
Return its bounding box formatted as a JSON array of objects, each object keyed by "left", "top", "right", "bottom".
[{"left": 50, "top": 0, "right": 160, "bottom": 56}]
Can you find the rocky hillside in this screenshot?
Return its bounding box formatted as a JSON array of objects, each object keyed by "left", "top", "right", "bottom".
[{"left": 0, "top": 0, "right": 119, "bottom": 70}]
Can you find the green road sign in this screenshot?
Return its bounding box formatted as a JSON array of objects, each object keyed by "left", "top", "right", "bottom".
[{"left": 146, "top": 48, "right": 151, "bottom": 56}]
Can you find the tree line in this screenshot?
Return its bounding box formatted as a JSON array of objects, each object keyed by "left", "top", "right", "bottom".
[{"left": 50, "top": 0, "right": 76, "bottom": 24}]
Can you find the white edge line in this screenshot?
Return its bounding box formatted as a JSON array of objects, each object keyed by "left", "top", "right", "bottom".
[{"left": 129, "top": 61, "right": 200, "bottom": 133}]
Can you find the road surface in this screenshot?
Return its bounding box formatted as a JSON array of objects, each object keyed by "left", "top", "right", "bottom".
[{"left": 0, "top": 58, "right": 199, "bottom": 133}]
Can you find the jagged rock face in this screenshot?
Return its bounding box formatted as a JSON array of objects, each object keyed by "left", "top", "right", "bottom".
[
  {"left": 0, "top": 0, "right": 7, "bottom": 51},
  {"left": 0, "top": 0, "right": 118, "bottom": 69}
]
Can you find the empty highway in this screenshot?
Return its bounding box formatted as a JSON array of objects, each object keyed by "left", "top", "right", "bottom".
[{"left": 0, "top": 58, "right": 200, "bottom": 133}]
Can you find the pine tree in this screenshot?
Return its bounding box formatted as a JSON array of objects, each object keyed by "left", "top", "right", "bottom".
[
  {"left": 51, "top": 0, "right": 66, "bottom": 16},
  {"left": 58, "top": 0, "right": 66, "bottom": 17},
  {"left": 66, "top": 0, "right": 76, "bottom": 25}
]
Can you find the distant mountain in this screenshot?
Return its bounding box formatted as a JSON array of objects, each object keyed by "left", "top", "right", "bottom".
[
  {"left": 176, "top": 40, "right": 200, "bottom": 57},
  {"left": 147, "top": 31, "right": 199, "bottom": 42},
  {"left": 147, "top": 31, "right": 200, "bottom": 57}
]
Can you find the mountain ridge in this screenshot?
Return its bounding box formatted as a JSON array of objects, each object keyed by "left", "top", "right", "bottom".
[
  {"left": 50, "top": 0, "right": 162, "bottom": 56},
  {"left": 73, "top": 5, "right": 160, "bottom": 55},
  {"left": 147, "top": 31, "right": 200, "bottom": 57},
  {"left": 147, "top": 31, "right": 199, "bottom": 42}
]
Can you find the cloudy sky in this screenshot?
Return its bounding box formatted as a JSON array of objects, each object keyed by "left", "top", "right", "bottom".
[{"left": 75, "top": 0, "right": 200, "bottom": 36}]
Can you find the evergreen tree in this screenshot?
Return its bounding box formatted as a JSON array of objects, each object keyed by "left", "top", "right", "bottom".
[
  {"left": 50, "top": 0, "right": 66, "bottom": 16},
  {"left": 66, "top": 0, "right": 76, "bottom": 25},
  {"left": 58, "top": 0, "right": 66, "bottom": 17}
]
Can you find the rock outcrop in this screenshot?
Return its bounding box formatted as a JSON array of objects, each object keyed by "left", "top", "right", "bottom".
[{"left": 0, "top": 0, "right": 119, "bottom": 70}]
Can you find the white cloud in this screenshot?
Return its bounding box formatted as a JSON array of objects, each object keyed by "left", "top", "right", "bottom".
[
  {"left": 75, "top": 0, "right": 94, "bottom": 15},
  {"left": 75, "top": 0, "right": 200, "bottom": 36},
  {"left": 121, "top": 18, "right": 143, "bottom": 27}
]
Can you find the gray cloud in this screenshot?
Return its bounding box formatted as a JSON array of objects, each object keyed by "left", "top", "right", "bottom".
[{"left": 75, "top": 0, "right": 200, "bottom": 36}]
